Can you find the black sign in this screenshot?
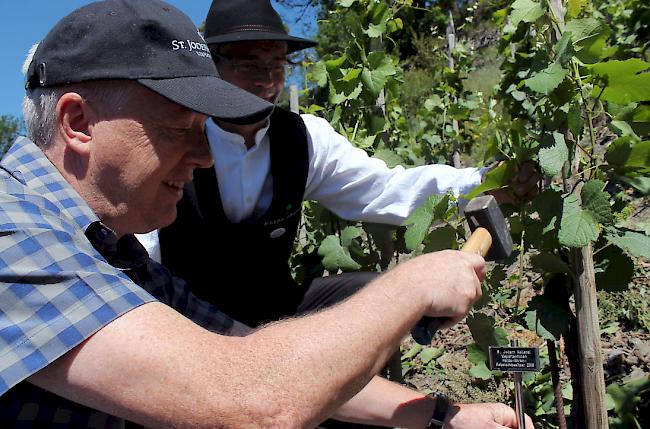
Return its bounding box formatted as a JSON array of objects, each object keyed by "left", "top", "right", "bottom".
[{"left": 489, "top": 347, "right": 540, "bottom": 372}]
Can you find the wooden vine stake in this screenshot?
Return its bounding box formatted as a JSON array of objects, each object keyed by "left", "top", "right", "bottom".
[
  {"left": 548, "top": 0, "right": 608, "bottom": 426},
  {"left": 549, "top": 0, "right": 609, "bottom": 429}
]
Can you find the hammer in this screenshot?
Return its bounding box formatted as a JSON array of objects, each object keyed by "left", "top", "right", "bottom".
[{"left": 411, "top": 194, "right": 513, "bottom": 345}]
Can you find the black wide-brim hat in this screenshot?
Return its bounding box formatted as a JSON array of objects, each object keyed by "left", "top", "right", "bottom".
[
  {"left": 204, "top": 0, "right": 318, "bottom": 53},
  {"left": 25, "top": 0, "right": 273, "bottom": 123}
]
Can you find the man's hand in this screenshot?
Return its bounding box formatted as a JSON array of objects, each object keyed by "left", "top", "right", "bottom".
[
  {"left": 395, "top": 250, "right": 485, "bottom": 329},
  {"left": 489, "top": 161, "right": 540, "bottom": 205},
  {"left": 446, "top": 403, "right": 535, "bottom": 429}
]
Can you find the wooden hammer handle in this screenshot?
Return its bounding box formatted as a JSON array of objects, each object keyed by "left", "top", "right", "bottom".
[
  {"left": 462, "top": 227, "right": 492, "bottom": 256},
  {"left": 411, "top": 227, "right": 493, "bottom": 345}
]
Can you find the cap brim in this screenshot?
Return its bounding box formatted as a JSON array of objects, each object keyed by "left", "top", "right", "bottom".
[
  {"left": 205, "top": 32, "right": 317, "bottom": 53},
  {"left": 139, "top": 75, "right": 273, "bottom": 123}
]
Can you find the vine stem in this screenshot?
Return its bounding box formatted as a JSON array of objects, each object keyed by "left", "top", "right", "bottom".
[
  {"left": 548, "top": 340, "right": 568, "bottom": 429},
  {"left": 514, "top": 208, "right": 526, "bottom": 314},
  {"left": 571, "top": 59, "right": 598, "bottom": 177}
]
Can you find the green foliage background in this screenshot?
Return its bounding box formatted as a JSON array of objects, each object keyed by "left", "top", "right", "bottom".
[
  {"left": 0, "top": 115, "right": 22, "bottom": 156},
  {"left": 289, "top": 0, "right": 650, "bottom": 427}
]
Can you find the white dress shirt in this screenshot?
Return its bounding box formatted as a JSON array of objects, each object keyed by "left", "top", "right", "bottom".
[{"left": 137, "top": 113, "right": 483, "bottom": 260}]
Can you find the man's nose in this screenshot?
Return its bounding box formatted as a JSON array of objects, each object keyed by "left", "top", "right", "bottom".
[
  {"left": 187, "top": 128, "right": 214, "bottom": 169},
  {"left": 253, "top": 69, "right": 276, "bottom": 87}
]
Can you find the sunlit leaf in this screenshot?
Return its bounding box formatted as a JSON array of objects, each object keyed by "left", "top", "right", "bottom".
[
  {"left": 419, "top": 347, "right": 444, "bottom": 364},
  {"left": 318, "top": 235, "right": 361, "bottom": 271},
  {"left": 538, "top": 132, "right": 569, "bottom": 176},
  {"left": 373, "top": 148, "right": 404, "bottom": 168},
  {"left": 581, "top": 180, "right": 613, "bottom": 224},
  {"left": 402, "top": 194, "right": 450, "bottom": 251},
  {"left": 311, "top": 61, "right": 328, "bottom": 87},
  {"left": 558, "top": 194, "right": 599, "bottom": 247},
  {"left": 605, "top": 137, "right": 650, "bottom": 176},
  {"left": 464, "top": 160, "right": 517, "bottom": 199},
  {"left": 555, "top": 32, "right": 576, "bottom": 65},
  {"left": 525, "top": 63, "right": 568, "bottom": 95},
  {"left": 422, "top": 225, "right": 458, "bottom": 253},
  {"left": 605, "top": 230, "right": 650, "bottom": 259},
  {"left": 510, "top": 0, "right": 544, "bottom": 25},
  {"left": 590, "top": 59, "right": 650, "bottom": 104},
  {"left": 341, "top": 226, "right": 362, "bottom": 248},
  {"left": 568, "top": 0, "right": 587, "bottom": 18}
]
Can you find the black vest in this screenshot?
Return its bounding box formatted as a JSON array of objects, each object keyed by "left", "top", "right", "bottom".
[{"left": 159, "top": 108, "right": 310, "bottom": 327}]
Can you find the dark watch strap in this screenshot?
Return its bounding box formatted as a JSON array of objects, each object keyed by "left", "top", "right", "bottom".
[{"left": 426, "top": 392, "right": 451, "bottom": 428}]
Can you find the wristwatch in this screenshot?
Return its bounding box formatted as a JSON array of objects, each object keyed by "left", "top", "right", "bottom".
[{"left": 426, "top": 392, "right": 451, "bottom": 428}]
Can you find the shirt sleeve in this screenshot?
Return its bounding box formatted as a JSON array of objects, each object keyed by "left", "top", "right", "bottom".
[
  {"left": 0, "top": 223, "right": 155, "bottom": 395},
  {"left": 301, "top": 114, "right": 484, "bottom": 225}
]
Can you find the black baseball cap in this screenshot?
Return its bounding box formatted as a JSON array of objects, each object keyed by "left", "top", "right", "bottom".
[{"left": 25, "top": 0, "right": 273, "bottom": 122}]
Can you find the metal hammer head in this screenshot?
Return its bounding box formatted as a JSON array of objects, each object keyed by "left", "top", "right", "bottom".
[{"left": 464, "top": 195, "right": 513, "bottom": 261}]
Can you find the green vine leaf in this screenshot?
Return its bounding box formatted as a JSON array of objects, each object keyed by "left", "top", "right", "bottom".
[
  {"left": 338, "top": 0, "right": 357, "bottom": 7},
  {"left": 568, "top": 0, "right": 588, "bottom": 18},
  {"left": 465, "top": 160, "right": 517, "bottom": 199},
  {"left": 510, "top": 0, "right": 545, "bottom": 26},
  {"left": 525, "top": 295, "right": 571, "bottom": 340},
  {"left": 605, "top": 137, "right": 650, "bottom": 177},
  {"left": 373, "top": 148, "right": 403, "bottom": 168},
  {"left": 311, "top": 61, "right": 329, "bottom": 87},
  {"left": 422, "top": 225, "right": 459, "bottom": 253},
  {"left": 590, "top": 59, "right": 650, "bottom": 104},
  {"left": 525, "top": 63, "right": 568, "bottom": 95},
  {"left": 361, "top": 52, "right": 397, "bottom": 98},
  {"left": 338, "top": 68, "right": 363, "bottom": 83},
  {"left": 532, "top": 190, "right": 564, "bottom": 235},
  {"left": 419, "top": 347, "right": 444, "bottom": 364},
  {"left": 595, "top": 246, "right": 635, "bottom": 292},
  {"left": 467, "top": 313, "right": 509, "bottom": 354},
  {"left": 605, "top": 230, "right": 650, "bottom": 259},
  {"left": 558, "top": 194, "right": 600, "bottom": 247},
  {"left": 581, "top": 180, "right": 613, "bottom": 224},
  {"left": 318, "top": 235, "right": 362, "bottom": 271},
  {"left": 467, "top": 343, "right": 493, "bottom": 380},
  {"left": 538, "top": 132, "right": 569, "bottom": 177},
  {"left": 565, "top": 18, "right": 602, "bottom": 44},
  {"left": 530, "top": 252, "right": 570, "bottom": 274},
  {"left": 555, "top": 32, "right": 576, "bottom": 66},
  {"left": 341, "top": 226, "right": 362, "bottom": 248},
  {"left": 402, "top": 194, "right": 450, "bottom": 251}
]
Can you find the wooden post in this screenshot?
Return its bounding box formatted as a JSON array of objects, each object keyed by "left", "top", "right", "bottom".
[
  {"left": 446, "top": 11, "right": 461, "bottom": 168},
  {"left": 548, "top": 0, "right": 608, "bottom": 424},
  {"left": 289, "top": 84, "right": 299, "bottom": 114},
  {"left": 572, "top": 243, "right": 609, "bottom": 429}
]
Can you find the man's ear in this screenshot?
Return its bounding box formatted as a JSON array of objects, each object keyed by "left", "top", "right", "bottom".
[{"left": 56, "top": 92, "right": 93, "bottom": 155}]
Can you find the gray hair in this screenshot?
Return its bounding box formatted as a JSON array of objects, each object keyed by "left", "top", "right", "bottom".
[{"left": 21, "top": 44, "right": 135, "bottom": 147}]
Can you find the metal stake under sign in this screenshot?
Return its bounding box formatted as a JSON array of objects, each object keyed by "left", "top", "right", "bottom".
[{"left": 489, "top": 340, "right": 540, "bottom": 429}]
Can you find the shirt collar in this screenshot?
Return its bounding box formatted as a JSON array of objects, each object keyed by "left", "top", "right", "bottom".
[
  {"left": 2, "top": 137, "right": 149, "bottom": 270},
  {"left": 206, "top": 117, "right": 271, "bottom": 151},
  {"left": 1, "top": 136, "right": 99, "bottom": 232}
]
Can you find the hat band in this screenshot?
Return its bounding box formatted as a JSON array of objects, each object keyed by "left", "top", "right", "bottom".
[{"left": 218, "top": 24, "right": 287, "bottom": 35}]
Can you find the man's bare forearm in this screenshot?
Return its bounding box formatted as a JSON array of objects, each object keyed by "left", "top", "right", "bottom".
[{"left": 29, "top": 251, "right": 483, "bottom": 428}]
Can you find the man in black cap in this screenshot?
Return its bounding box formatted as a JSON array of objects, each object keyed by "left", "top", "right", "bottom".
[
  {"left": 145, "top": 0, "right": 538, "bottom": 329},
  {"left": 0, "top": 1, "right": 537, "bottom": 428}
]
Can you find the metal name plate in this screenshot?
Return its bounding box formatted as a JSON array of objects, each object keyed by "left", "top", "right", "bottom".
[{"left": 489, "top": 347, "right": 540, "bottom": 372}]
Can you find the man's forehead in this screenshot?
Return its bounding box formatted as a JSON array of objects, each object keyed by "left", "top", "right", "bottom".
[{"left": 218, "top": 40, "right": 288, "bottom": 57}]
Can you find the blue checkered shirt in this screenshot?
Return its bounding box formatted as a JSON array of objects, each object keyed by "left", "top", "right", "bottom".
[{"left": 1, "top": 137, "right": 236, "bottom": 428}]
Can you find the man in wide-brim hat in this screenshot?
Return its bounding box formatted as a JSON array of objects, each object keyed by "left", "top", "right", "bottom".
[{"left": 138, "top": 1, "right": 540, "bottom": 426}]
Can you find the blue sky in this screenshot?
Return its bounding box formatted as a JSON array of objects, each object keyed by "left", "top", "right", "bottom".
[{"left": 0, "top": 1, "right": 316, "bottom": 119}]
